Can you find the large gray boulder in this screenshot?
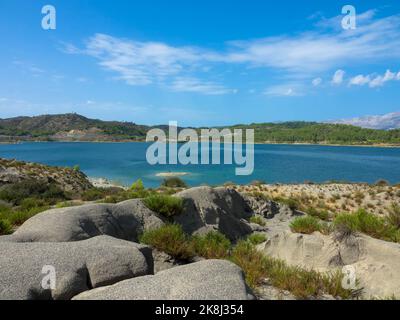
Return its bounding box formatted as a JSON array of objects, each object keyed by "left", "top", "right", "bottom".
[
  {"left": 174, "top": 187, "right": 253, "bottom": 240},
  {"left": 9, "top": 199, "right": 165, "bottom": 243},
  {"left": 73, "top": 259, "right": 255, "bottom": 300},
  {"left": 0, "top": 236, "right": 153, "bottom": 300}
]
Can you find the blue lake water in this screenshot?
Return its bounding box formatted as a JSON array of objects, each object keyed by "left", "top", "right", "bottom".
[{"left": 1, "top": 142, "right": 400, "bottom": 188}]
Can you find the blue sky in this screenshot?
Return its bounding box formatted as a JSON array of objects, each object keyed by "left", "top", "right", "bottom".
[{"left": 0, "top": 0, "right": 399, "bottom": 126}]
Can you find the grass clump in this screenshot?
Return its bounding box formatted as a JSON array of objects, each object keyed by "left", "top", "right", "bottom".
[
  {"left": 387, "top": 203, "right": 400, "bottom": 229},
  {"left": 306, "top": 207, "right": 330, "bottom": 221},
  {"left": 273, "top": 197, "right": 299, "bottom": 210},
  {"left": 249, "top": 215, "right": 266, "bottom": 226},
  {"left": 230, "top": 240, "right": 268, "bottom": 289},
  {"left": 143, "top": 194, "right": 183, "bottom": 217},
  {"left": 139, "top": 224, "right": 194, "bottom": 260},
  {"left": 334, "top": 209, "right": 400, "bottom": 242},
  {"left": 0, "top": 219, "right": 12, "bottom": 235},
  {"left": 246, "top": 233, "right": 267, "bottom": 245},
  {"left": 191, "top": 231, "right": 231, "bottom": 259},
  {"left": 140, "top": 226, "right": 359, "bottom": 299},
  {"left": 230, "top": 240, "right": 358, "bottom": 299},
  {"left": 161, "top": 177, "right": 187, "bottom": 188},
  {"left": 290, "top": 216, "right": 326, "bottom": 234}
]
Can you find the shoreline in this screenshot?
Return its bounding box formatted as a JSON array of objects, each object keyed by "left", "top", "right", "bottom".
[{"left": 2, "top": 140, "right": 400, "bottom": 148}]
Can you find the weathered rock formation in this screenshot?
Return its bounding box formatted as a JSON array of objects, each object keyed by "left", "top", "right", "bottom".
[
  {"left": 73, "top": 260, "right": 255, "bottom": 300},
  {"left": 0, "top": 236, "right": 153, "bottom": 300}
]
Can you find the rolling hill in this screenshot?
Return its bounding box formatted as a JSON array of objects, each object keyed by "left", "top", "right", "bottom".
[{"left": 1, "top": 113, "right": 400, "bottom": 145}]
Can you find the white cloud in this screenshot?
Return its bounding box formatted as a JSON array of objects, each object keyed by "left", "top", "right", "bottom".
[
  {"left": 64, "top": 11, "right": 400, "bottom": 94},
  {"left": 263, "top": 84, "right": 303, "bottom": 97},
  {"left": 170, "top": 77, "right": 235, "bottom": 95},
  {"left": 82, "top": 33, "right": 208, "bottom": 86},
  {"left": 369, "top": 70, "right": 396, "bottom": 88},
  {"left": 397, "top": 72, "right": 400, "bottom": 80},
  {"left": 347, "top": 69, "right": 399, "bottom": 88},
  {"left": 312, "top": 77, "right": 322, "bottom": 86},
  {"left": 332, "top": 70, "right": 345, "bottom": 85},
  {"left": 349, "top": 74, "right": 371, "bottom": 86}
]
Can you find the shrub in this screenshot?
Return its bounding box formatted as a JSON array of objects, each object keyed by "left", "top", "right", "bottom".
[
  {"left": 265, "top": 259, "right": 359, "bottom": 299},
  {"left": 249, "top": 215, "right": 266, "bottom": 226},
  {"left": 306, "top": 207, "right": 330, "bottom": 221},
  {"left": 387, "top": 203, "right": 400, "bottom": 229},
  {"left": 73, "top": 165, "right": 80, "bottom": 171},
  {"left": 290, "top": 216, "right": 324, "bottom": 234},
  {"left": 274, "top": 197, "right": 299, "bottom": 210},
  {"left": 191, "top": 231, "right": 231, "bottom": 259},
  {"left": 0, "top": 180, "right": 67, "bottom": 205},
  {"left": 375, "top": 179, "right": 390, "bottom": 187},
  {"left": 143, "top": 194, "right": 183, "bottom": 217},
  {"left": 247, "top": 233, "right": 267, "bottom": 245},
  {"left": 7, "top": 206, "right": 49, "bottom": 226},
  {"left": 230, "top": 240, "right": 268, "bottom": 289},
  {"left": 161, "top": 177, "right": 187, "bottom": 188},
  {"left": 334, "top": 209, "right": 399, "bottom": 242},
  {"left": 20, "top": 198, "right": 46, "bottom": 210},
  {"left": 0, "top": 219, "right": 12, "bottom": 235},
  {"left": 139, "top": 224, "right": 194, "bottom": 260},
  {"left": 55, "top": 201, "right": 83, "bottom": 208},
  {"left": 250, "top": 180, "right": 266, "bottom": 187},
  {"left": 131, "top": 179, "right": 145, "bottom": 192}
]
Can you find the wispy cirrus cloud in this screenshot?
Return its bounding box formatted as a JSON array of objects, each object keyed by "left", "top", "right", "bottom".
[
  {"left": 170, "top": 77, "right": 237, "bottom": 95},
  {"left": 263, "top": 84, "right": 304, "bottom": 97},
  {"left": 62, "top": 10, "right": 400, "bottom": 96}
]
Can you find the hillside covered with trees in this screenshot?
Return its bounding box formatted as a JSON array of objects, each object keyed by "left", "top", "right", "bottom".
[{"left": 1, "top": 114, "right": 400, "bottom": 145}]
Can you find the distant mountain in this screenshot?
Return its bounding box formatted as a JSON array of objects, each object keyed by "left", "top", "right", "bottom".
[
  {"left": 330, "top": 112, "right": 400, "bottom": 130},
  {"left": 1, "top": 113, "right": 400, "bottom": 145},
  {"left": 0, "top": 113, "right": 150, "bottom": 142}
]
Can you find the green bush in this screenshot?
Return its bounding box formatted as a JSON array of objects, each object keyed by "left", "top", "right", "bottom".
[
  {"left": 306, "top": 207, "right": 330, "bottom": 221},
  {"left": 375, "top": 179, "right": 390, "bottom": 186},
  {"left": 387, "top": 203, "right": 400, "bottom": 229},
  {"left": 230, "top": 240, "right": 268, "bottom": 289},
  {"left": 191, "top": 231, "right": 231, "bottom": 259},
  {"left": 247, "top": 233, "right": 267, "bottom": 245},
  {"left": 0, "top": 180, "right": 68, "bottom": 205},
  {"left": 334, "top": 209, "right": 399, "bottom": 242},
  {"left": 139, "top": 224, "right": 194, "bottom": 260},
  {"left": 0, "top": 219, "right": 12, "bottom": 235},
  {"left": 274, "top": 197, "right": 299, "bottom": 210},
  {"left": 143, "top": 194, "right": 183, "bottom": 217},
  {"left": 290, "top": 216, "right": 325, "bottom": 234},
  {"left": 249, "top": 215, "right": 266, "bottom": 226},
  {"left": 7, "top": 206, "right": 49, "bottom": 226},
  {"left": 131, "top": 179, "right": 145, "bottom": 192},
  {"left": 161, "top": 177, "right": 187, "bottom": 188},
  {"left": 20, "top": 198, "right": 46, "bottom": 210}
]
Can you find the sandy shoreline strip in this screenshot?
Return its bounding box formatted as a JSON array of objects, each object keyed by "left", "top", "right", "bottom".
[{"left": 155, "top": 172, "right": 189, "bottom": 177}]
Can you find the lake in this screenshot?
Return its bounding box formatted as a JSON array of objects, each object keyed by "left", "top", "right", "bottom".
[{"left": 1, "top": 142, "right": 400, "bottom": 188}]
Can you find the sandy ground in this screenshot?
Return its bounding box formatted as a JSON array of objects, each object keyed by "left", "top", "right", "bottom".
[{"left": 235, "top": 183, "right": 400, "bottom": 216}]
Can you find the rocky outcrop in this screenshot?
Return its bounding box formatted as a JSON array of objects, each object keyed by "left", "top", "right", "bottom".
[
  {"left": 73, "top": 260, "right": 255, "bottom": 300},
  {"left": 262, "top": 231, "right": 400, "bottom": 298},
  {"left": 174, "top": 187, "right": 254, "bottom": 240},
  {"left": 0, "top": 158, "right": 93, "bottom": 193},
  {"left": 9, "top": 199, "right": 165, "bottom": 243},
  {"left": 0, "top": 236, "right": 153, "bottom": 300}
]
